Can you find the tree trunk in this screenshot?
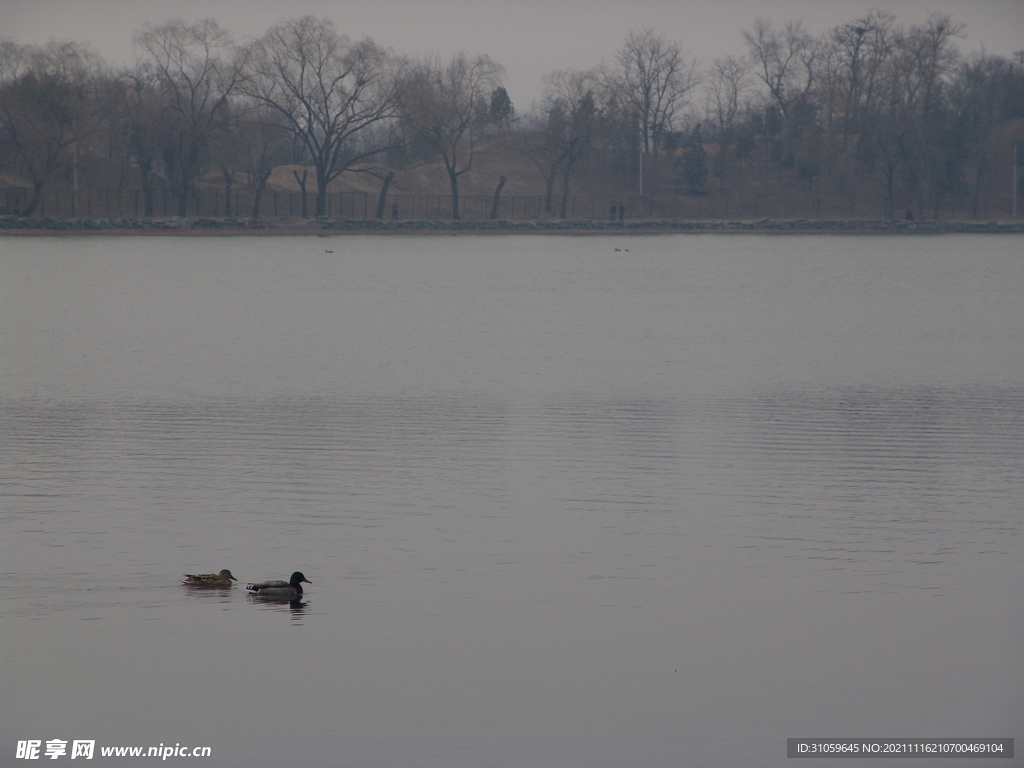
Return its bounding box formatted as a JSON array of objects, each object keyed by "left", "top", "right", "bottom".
[
  {"left": 882, "top": 166, "right": 895, "bottom": 219},
  {"left": 251, "top": 169, "right": 272, "bottom": 217},
  {"left": 971, "top": 156, "right": 986, "bottom": 219},
  {"left": 175, "top": 160, "right": 195, "bottom": 216},
  {"left": 293, "top": 169, "right": 308, "bottom": 219},
  {"left": 22, "top": 180, "right": 46, "bottom": 217},
  {"left": 448, "top": 169, "right": 460, "bottom": 220},
  {"left": 222, "top": 169, "right": 234, "bottom": 217},
  {"left": 375, "top": 172, "right": 394, "bottom": 218},
  {"left": 141, "top": 179, "right": 155, "bottom": 217},
  {"left": 490, "top": 176, "right": 507, "bottom": 219},
  {"left": 544, "top": 176, "right": 556, "bottom": 215},
  {"left": 315, "top": 169, "right": 329, "bottom": 217},
  {"left": 138, "top": 158, "right": 156, "bottom": 217},
  {"left": 559, "top": 166, "right": 572, "bottom": 219}
]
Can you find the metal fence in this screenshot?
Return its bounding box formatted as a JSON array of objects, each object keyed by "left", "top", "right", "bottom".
[
  {"left": 0, "top": 187, "right": 576, "bottom": 220},
  {"left": 1, "top": 186, "right": 1018, "bottom": 221}
]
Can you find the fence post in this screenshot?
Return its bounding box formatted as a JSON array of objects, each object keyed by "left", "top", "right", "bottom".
[{"left": 1014, "top": 140, "right": 1019, "bottom": 218}]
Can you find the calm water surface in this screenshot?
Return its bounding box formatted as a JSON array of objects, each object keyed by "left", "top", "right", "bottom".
[{"left": 2, "top": 234, "right": 1022, "bottom": 767}]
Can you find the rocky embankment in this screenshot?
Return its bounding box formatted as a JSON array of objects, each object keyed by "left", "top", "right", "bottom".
[{"left": 2, "top": 215, "right": 1022, "bottom": 234}]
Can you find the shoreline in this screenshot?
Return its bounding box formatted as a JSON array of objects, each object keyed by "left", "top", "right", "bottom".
[{"left": 2, "top": 215, "right": 1022, "bottom": 235}]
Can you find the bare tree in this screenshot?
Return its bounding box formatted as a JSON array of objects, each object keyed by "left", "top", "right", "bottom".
[
  {"left": 400, "top": 53, "right": 504, "bottom": 219},
  {"left": 951, "top": 51, "right": 1021, "bottom": 216},
  {"left": 237, "top": 105, "right": 291, "bottom": 217},
  {"left": 829, "top": 10, "right": 896, "bottom": 147},
  {"left": 853, "top": 14, "right": 964, "bottom": 218},
  {"left": 703, "top": 55, "right": 751, "bottom": 185},
  {"left": 519, "top": 114, "right": 565, "bottom": 215},
  {"left": 604, "top": 29, "right": 699, "bottom": 161},
  {"left": 899, "top": 13, "right": 965, "bottom": 214},
  {"left": 135, "top": 18, "right": 243, "bottom": 216},
  {"left": 109, "top": 64, "right": 166, "bottom": 215},
  {"left": 0, "top": 40, "right": 101, "bottom": 216},
  {"left": 524, "top": 69, "right": 598, "bottom": 217},
  {"left": 857, "top": 47, "right": 913, "bottom": 218},
  {"left": 242, "top": 17, "right": 402, "bottom": 218},
  {"left": 208, "top": 102, "right": 241, "bottom": 216},
  {"left": 900, "top": 13, "right": 965, "bottom": 119},
  {"left": 743, "top": 18, "right": 819, "bottom": 123}
]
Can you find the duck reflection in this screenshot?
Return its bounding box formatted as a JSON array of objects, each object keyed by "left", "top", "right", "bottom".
[{"left": 246, "top": 593, "right": 307, "bottom": 618}]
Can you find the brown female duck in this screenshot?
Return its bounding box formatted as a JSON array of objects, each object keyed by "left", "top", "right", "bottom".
[{"left": 181, "top": 569, "right": 238, "bottom": 588}]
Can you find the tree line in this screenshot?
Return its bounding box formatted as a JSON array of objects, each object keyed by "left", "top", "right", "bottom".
[{"left": 2, "top": 13, "right": 1022, "bottom": 220}]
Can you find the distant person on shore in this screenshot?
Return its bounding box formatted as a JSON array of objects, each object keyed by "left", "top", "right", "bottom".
[
  {"left": 905, "top": 206, "right": 914, "bottom": 221},
  {"left": 12, "top": 199, "right": 20, "bottom": 217},
  {"left": 618, "top": 204, "right": 625, "bottom": 222},
  {"left": 392, "top": 202, "right": 399, "bottom": 220},
  {"left": 609, "top": 204, "right": 616, "bottom": 222}
]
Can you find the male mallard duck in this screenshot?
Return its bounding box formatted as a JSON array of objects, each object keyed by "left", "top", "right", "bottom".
[
  {"left": 181, "top": 569, "right": 238, "bottom": 587},
  {"left": 246, "top": 571, "right": 311, "bottom": 598}
]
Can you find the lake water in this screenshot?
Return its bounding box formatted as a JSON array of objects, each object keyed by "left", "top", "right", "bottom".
[{"left": 2, "top": 233, "right": 1022, "bottom": 767}]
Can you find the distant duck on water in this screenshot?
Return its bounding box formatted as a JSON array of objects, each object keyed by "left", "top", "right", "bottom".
[
  {"left": 246, "top": 572, "right": 311, "bottom": 598},
  {"left": 182, "top": 570, "right": 237, "bottom": 587}
]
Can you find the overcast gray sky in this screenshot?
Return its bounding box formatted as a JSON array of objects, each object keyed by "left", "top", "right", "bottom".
[{"left": 4, "top": 0, "right": 1023, "bottom": 111}]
